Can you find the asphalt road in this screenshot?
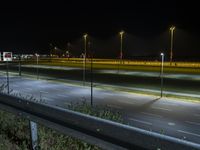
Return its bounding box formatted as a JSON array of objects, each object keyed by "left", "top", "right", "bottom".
[
  {"left": 0, "top": 64, "right": 200, "bottom": 96},
  {"left": 0, "top": 74, "right": 200, "bottom": 145}
]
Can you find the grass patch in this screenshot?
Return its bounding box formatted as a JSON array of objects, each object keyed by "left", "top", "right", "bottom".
[
  {"left": 0, "top": 98, "right": 123, "bottom": 150},
  {"left": 41, "top": 62, "right": 200, "bottom": 74},
  {"left": 19, "top": 60, "right": 200, "bottom": 74}
]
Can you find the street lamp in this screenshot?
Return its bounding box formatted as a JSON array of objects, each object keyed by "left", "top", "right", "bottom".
[
  {"left": 118, "top": 30, "right": 124, "bottom": 73},
  {"left": 83, "top": 33, "right": 88, "bottom": 86},
  {"left": 88, "top": 41, "right": 93, "bottom": 106},
  {"left": 160, "top": 53, "right": 164, "bottom": 98},
  {"left": 119, "top": 30, "right": 124, "bottom": 62},
  {"left": 170, "top": 26, "right": 175, "bottom": 65}
]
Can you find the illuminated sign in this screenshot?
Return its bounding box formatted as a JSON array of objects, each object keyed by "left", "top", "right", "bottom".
[{"left": 3, "top": 52, "right": 13, "bottom": 61}]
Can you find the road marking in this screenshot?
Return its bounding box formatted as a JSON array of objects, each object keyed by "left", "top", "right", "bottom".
[
  {"left": 25, "top": 88, "right": 32, "bottom": 91},
  {"left": 141, "top": 112, "right": 162, "bottom": 118},
  {"left": 57, "top": 94, "right": 69, "bottom": 97},
  {"left": 40, "top": 91, "right": 48, "bottom": 94},
  {"left": 151, "top": 107, "right": 171, "bottom": 112},
  {"left": 177, "top": 130, "right": 200, "bottom": 138},
  {"left": 168, "top": 122, "right": 175, "bottom": 126},
  {"left": 129, "top": 118, "right": 152, "bottom": 126},
  {"left": 12, "top": 85, "right": 19, "bottom": 87},
  {"left": 107, "top": 104, "right": 122, "bottom": 109},
  {"left": 45, "top": 97, "right": 54, "bottom": 101},
  {"left": 185, "top": 121, "right": 200, "bottom": 126}
]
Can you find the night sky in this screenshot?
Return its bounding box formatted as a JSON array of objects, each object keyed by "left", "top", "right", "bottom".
[{"left": 0, "top": 1, "right": 200, "bottom": 60}]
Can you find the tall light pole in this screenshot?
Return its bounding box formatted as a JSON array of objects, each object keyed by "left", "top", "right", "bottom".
[
  {"left": 88, "top": 41, "right": 93, "bottom": 106},
  {"left": 160, "top": 53, "right": 164, "bottom": 98},
  {"left": 83, "top": 33, "right": 88, "bottom": 86},
  {"left": 118, "top": 31, "right": 124, "bottom": 73},
  {"left": 170, "top": 26, "right": 175, "bottom": 65},
  {"left": 120, "top": 30, "right": 124, "bottom": 63}
]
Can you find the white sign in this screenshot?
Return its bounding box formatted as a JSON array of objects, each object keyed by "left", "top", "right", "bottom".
[{"left": 3, "top": 52, "right": 12, "bottom": 61}]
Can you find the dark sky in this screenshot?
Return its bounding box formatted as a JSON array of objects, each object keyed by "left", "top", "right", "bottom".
[{"left": 0, "top": 1, "right": 200, "bottom": 59}]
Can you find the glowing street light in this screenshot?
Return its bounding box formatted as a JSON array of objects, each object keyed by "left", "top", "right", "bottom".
[
  {"left": 170, "top": 26, "right": 175, "bottom": 65},
  {"left": 119, "top": 30, "right": 124, "bottom": 62},
  {"left": 160, "top": 53, "right": 164, "bottom": 98},
  {"left": 118, "top": 30, "right": 124, "bottom": 73},
  {"left": 88, "top": 41, "right": 93, "bottom": 106},
  {"left": 83, "top": 33, "right": 88, "bottom": 86}
]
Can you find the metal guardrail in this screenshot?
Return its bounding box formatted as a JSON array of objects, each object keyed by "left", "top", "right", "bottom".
[{"left": 0, "top": 93, "right": 200, "bottom": 150}]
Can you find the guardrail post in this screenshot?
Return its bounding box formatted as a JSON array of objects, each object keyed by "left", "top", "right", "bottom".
[{"left": 30, "top": 121, "right": 38, "bottom": 150}]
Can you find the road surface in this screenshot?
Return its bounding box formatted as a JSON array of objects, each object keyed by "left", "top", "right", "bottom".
[
  {"left": 0, "top": 74, "right": 200, "bottom": 145},
  {"left": 0, "top": 64, "right": 200, "bottom": 97}
]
